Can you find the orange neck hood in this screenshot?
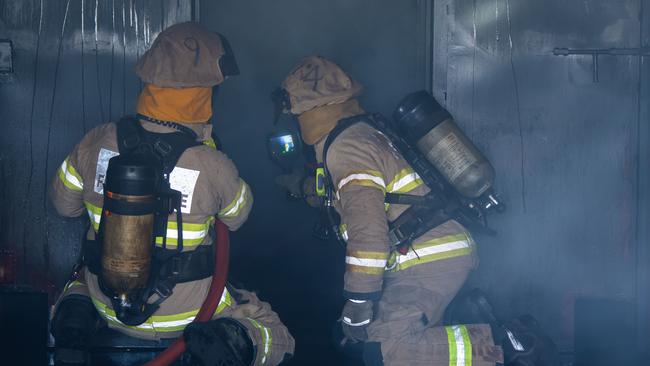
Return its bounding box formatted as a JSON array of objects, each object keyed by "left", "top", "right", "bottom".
[{"left": 136, "top": 84, "right": 213, "bottom": 124}]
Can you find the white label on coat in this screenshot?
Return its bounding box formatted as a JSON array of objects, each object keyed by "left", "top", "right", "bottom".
[
  {"left": 94, "top": 148, "right": 119, "bottom": 194},
  {"left": 169, "top": 167, "right": 200, "bottom": 214}
]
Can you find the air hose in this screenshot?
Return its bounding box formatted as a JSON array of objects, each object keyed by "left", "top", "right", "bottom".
[{"left": 144, "top": 219, "right": 230, "bottom": 366}]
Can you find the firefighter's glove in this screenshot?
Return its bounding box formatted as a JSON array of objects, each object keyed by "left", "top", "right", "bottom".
[
  {"left": 184, "top": 318, "right": 254, "bottom": 366},
  {"left": 341, "top": 299, "right": 373, "bottom": 343}
]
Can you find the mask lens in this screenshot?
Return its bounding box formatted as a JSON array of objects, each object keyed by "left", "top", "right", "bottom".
[{"left": 271, "top": 134, "right": 295, "bottom": 155}]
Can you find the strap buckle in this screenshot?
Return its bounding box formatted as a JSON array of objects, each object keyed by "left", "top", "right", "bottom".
[
  {"left": 153, "top": 139, "right": 172, "bottom": 157},
  {"left": 154, "top": 281, "right": 173, "bottom": 299},
  {"left": 170, "top": 256, "right": 182, "bottom": 276},
  {"left": 388, "top": 226, "right": 410, "bottom": 247}
]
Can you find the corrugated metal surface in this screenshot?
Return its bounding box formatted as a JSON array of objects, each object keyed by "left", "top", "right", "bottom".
[
  {"left": 432, "top": 0, "right": 645, "bottom": 350},
  {"left": 636, "top": 0, "right": 649, "bottom": 355},
  {"left": 0, "top": 0, "right": 191, "bottom": 286}
]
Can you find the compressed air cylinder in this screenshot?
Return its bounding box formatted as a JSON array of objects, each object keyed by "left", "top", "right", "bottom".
[
  {"left": 393, "top": 90, "right": 495, "bottom": 199},
  {"left": 101, "top": 154, "right": 158, "bottom": 305}
]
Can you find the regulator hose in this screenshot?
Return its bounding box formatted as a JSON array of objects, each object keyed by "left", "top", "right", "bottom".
[{"left": 144, "top": 219, "right": 230, "bottom": 366}]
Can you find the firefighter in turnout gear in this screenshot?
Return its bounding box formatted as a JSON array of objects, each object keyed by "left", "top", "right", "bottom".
[
  {"left": 275, "top": 55, "right": 503, "bottom": 365},
  {"left": 49, "top": 22, "right": 294, "bottom": 366}
]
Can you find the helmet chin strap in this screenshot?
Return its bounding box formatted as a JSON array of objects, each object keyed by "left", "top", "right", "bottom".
[{"left": 271, "top": 87, "right": 292, "bottom": 125}]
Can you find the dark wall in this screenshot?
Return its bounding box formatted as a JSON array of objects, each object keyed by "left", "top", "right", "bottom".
[
  {"left": 199, "top": 1, "right": 431, "bottom": 364},
  {"left": 0, "top": 0, "right": 192, "bottom": 287}
]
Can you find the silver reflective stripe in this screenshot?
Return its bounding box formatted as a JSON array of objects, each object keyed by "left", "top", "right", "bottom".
[
  {"left": 345, "top": 256, "right": 387, "bottom": 268},
  {"left": 453, "top": 325, "right": 466, "bottom": 366},
  {"left": 389, "top": 171, "right": 420, "bottom": 192},
  {"left": 506, "top": 329, "right": 525, "bottom": 351},
  {"left": 59, "top": 159, "right": 83, "bottom": 190},
  {"left": 247, "top": 318, "right": 272, "bottom": 365},
  {"left": 164, "top": 226, "right": 207, "bottom": 240},
  {"left": 337, "top": 173, "right": 386, "bottom": 191},
  {"left": 342, "top": 317, "right": 371, "bottom": 327},
  {"left": 392, "top": 240, "right": 470, "bottom": 265},
  {"left": 220, "top": 182, "right": 248, "bottom": 218}
]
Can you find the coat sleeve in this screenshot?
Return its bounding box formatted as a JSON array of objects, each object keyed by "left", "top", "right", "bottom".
[
  {"left": 206, "top": 151, "right": 253, "bottom": 231},
  {"left": 328, "top": 139, "right": 389, "bottom": 301},
  {"left": 49, "top": 138, "right": 89, "bottom": 218}
]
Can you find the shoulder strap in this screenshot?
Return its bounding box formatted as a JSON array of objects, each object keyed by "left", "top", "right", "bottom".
[
  {"left": 116, "top": 116, "right": 144, "bottom": 154},
  {"left": 115, "top": 116, "right": 202, "bottom": 175},
  {"left": 322, "top": 113, "right": 373, "bottom": 190}
]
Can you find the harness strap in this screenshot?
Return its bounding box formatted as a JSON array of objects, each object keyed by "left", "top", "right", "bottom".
[
  {"left": 83, "top": 240, "right": 214, "bottom": 284},
  {"left": 90, "top": 116, "right": 207, "bottom": 325},
  {"left": 321, "top": 113, "right": 457, "bottom": 250}
]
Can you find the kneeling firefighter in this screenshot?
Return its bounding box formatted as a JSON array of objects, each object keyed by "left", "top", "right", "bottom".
[
  {"left": 270, "top": 55, "right": 534, "bottom": 365},
  {"left": 49, "top": 22, "right": 294, "bottom": 366}
]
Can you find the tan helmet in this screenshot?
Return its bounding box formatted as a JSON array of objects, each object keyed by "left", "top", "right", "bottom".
[
  {"left": 281, "top": 55, "right": 363, "bottom": 115},
  {"left": 135, "top": 22, "right": 239, "bottom": 88}
]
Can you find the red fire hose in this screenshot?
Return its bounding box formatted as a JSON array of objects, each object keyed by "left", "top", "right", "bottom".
[{"left": 144, "top": 219, "right": 230, "bottom": 366}]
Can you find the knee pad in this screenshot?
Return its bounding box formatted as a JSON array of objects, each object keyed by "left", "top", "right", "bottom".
[{"left": 184, "top": 318, "right": 254, "bottom": 366}]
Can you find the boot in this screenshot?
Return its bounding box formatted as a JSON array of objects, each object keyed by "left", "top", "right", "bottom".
[
  {"left": 51, "top": 295, "right": 99, "bottom": 365},
  {"left": 500, "top": 315, "right": 560, "bottom": 366},
  {"left": 446, "top": 288, "right": 560, "bottom": 366},
  {"left": 183, "top": 317, "right": 254, "bottom": 366}
]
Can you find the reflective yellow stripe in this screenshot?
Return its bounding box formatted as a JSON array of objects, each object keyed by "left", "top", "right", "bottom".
[
  {"left": 346, "top": 250, "right": 388, "bottom": 260},
  {"left": 345, "top": 249, "right": 388, "bottom": 275},
  {"left": 346, "top": 250, "right": 388, "bottom": 275},
  {"left": 337, "top": 170, "right": 386, "bottom": 193},
  {"left": 91, "top": 288, "right": 232, "bottom": 333},
  {"left": 203, "top": 138, "right": 217, "bottom": 149},
  {"left": 218, "top": 181, "right": 249, "bottom": 219},
  {"left": 446, "top": 325, "right": 472, "bottom": 366},
  {"left": 63, "top": 280, "right": 85, "bottom": 293},
  {"left": 340, "top": 224, "right": 349, "bottom": 241},
  {"left": 247, "top": 318, "right": 272, "bottom": 365},
  {"left": 385, "top": 167, "right": 424, "bottom": 211},
  {"left": 58, "top": 158, "right": 84, "bottom": 192},
  {"left": 346, "top": 264, "right": 386, "bottom": 275},
  {"left": 84, "top": 201, "right": 102, "bottom": 231},
  {"left": 386, "top": 234, "right": 472, "bottom": 272},
  {"left": 155, "top": 217, "right": 215, "bottom": 247},
  {"left": 84, "top": 200, "right": 213, "bottom": 247},
  {"left": 447, "top": 326, "right": 457, "bottom": 366},
  {"left": 387, "top": 167, "right": 423, "bottom": 194}
]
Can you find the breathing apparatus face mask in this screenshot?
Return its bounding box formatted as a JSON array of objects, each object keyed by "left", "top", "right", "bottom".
[{"left": 268, "top": 88, "right": 304, "bottom": 172}]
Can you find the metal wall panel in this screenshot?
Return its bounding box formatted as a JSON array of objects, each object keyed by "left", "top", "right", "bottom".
[
  {"left": 636, "top": 0, "right": 649, "bottom": 355},
  {"left": 0, "top": 0, "right": 191, "bottom": 286},
  {"left": 433, "top": 0, "right": 644, "bottom": 350}
]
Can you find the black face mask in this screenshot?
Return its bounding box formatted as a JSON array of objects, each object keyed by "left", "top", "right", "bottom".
[{"left": 216, "top": 33, "right": 240, "bottom": 78}]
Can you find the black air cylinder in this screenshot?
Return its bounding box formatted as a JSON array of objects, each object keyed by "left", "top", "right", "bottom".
[
  {"left": 101, "top": 154, "right": 158, "bottom": 313},
  {"left": 393, "top": 90, "right": 495, "bottom": 199}
]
